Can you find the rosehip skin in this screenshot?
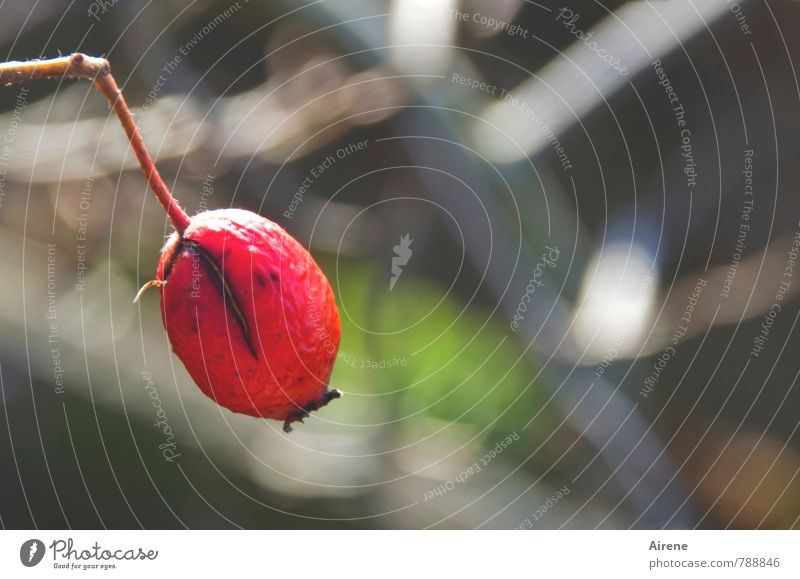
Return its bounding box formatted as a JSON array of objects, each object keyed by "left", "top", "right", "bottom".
[{"left": 156, "top": 208, "right": 341, "bottom": 431}]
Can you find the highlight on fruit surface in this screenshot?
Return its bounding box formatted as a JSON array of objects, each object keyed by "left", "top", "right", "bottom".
[{"left": 0, "top": 53, "right": 341, "bottom": 431}]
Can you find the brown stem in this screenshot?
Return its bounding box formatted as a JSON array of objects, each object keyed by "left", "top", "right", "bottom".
[{"left": 0, "top": 53, "right": 190, "bottom": 234}]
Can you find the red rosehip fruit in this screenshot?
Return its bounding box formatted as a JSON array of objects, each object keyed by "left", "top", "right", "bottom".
[
  {"left": 0, "top": 53, "right": 340, "bottom": 431},
  {"left": 156, "top": 208, "right": 341, "bottom": 431}
]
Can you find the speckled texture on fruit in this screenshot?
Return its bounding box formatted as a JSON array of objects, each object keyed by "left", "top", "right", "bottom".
[{"left": 156, "top": 208, "right": 340, "bottom": 429}]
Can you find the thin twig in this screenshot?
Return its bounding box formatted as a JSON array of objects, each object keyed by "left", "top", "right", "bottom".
[{"left": 0, "top": 53, "right": 190, "bottom": 234}]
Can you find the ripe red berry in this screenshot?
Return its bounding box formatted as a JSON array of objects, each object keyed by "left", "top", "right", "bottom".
[
  {"left": 156, "top": 209, "right": 341, "bottom": 431},
  {"left": 0, "top": 53, "right": 341, "bottom": 431}
]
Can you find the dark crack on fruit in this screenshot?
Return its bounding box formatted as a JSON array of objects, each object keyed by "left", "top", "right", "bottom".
[{"left": 164, "top": 238, "right": 258, "bottom": 359}]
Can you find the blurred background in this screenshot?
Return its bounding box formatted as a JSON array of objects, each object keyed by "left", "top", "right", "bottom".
[{"left": 1, "top": 0, "right": 800, "bottom": 529}]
